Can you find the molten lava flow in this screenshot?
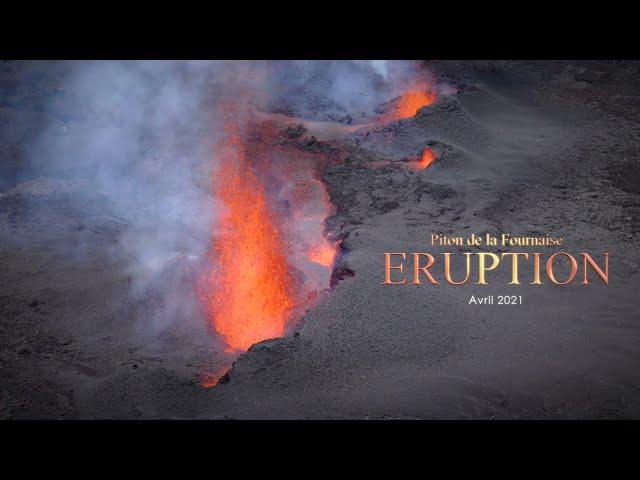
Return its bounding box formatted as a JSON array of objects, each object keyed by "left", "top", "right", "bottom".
[
  {"left": 195, "top": 64, "right": 442, "bottom": 387},
  {"left": 201, "top": 109, "right": 343, "bottom": 359},
  {"left": 409, "top": 147, "right": 437, "bottom": 171},
  {"left": 308, "top": 241, "right": 338, "bottom": 267},
  {"left": 395, "top": 90, "right": 436, "bottom": 119},
  {"left": 382, "top": 88, "right": 437, "bottom": 122},
  {"left": 205, "top": 129, "right": 295, "bottom": 352}
]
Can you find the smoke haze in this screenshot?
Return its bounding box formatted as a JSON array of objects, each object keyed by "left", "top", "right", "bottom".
[{"left": 7, "top": 60, "right": 434, "bottom": 341}]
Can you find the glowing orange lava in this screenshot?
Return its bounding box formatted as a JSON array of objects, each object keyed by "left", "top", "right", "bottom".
[
  {"left": 308, "top": 241, "right": 338, "bottom": 267},
  {"left": 383, "top": 89, "right": 437, "bottom": 122},
  {"left": 201, "top": 367, "right": 229, "bottom": 388},
  {"left": 196, "top": 65, "right": 441, "bottom": 387},
  {"left": 205, "top": 127, "right": 295, "bottom": 352},
  {"left": 410, "top": 147, "right": 437, "bottom": 171}
]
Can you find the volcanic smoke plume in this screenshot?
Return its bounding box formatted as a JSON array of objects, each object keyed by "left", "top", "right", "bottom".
[
  {"left": 5, "top": 59, "right": 640, "bottom": 420},
  {"left": 17, "top": 60, "right": 439, "bottom": 387}
]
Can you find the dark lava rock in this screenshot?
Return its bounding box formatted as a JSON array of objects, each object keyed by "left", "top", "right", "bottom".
[{"left": 330, "top": 265, "right": 355, "bottom": 288}]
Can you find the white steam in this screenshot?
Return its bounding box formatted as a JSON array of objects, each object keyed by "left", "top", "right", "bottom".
[{"left": 21, "top": 60, "right": 434, "bottom": 337}]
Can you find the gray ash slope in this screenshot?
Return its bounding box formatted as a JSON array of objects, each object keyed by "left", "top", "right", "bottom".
[
  {"left": 2, "top": 61, "right": 640, "bottom": 418},
  {"left": 206, "top": 62, "right": 640, "bottom": 419}
]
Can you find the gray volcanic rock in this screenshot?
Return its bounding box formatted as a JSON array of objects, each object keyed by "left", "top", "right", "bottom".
[
  {"left": 2, "top": 61, "right": 640, "bottom": 419},
  {"left": 204, "top": 62, "right": 640, "bottom": 419},
  {"left": 353, "top": 94, "right": 490, "bottom": 161}
]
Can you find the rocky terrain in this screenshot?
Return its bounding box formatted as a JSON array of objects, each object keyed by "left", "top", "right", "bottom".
[{"left": 2, "top": 60, "right": 640, "bottom": 419}]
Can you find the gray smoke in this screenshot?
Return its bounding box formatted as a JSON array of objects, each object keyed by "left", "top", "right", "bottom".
[{"left": 12, "top": 60, "right": 434, "bottom": 337}]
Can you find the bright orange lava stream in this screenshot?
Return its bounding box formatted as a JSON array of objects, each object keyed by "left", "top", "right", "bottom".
[
  {"left": 411, "top": 147, "right": 437, "bottom": 171},
  {"left": 206, "top": 130, "right": 295, "bottom": 352},
  {"left": 385, "top": 90, "right": 437, "bottom": 121}
]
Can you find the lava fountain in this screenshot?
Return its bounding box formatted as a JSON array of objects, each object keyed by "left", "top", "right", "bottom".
[
  {"left": 199, "top": 64, "right": 438, "bottom": 383},
  {"left": 203, "top": 123, "right": 295, "bottom": 352},
  {"left": 201, "top": 109, "right": 341, "bottom": 360}
]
